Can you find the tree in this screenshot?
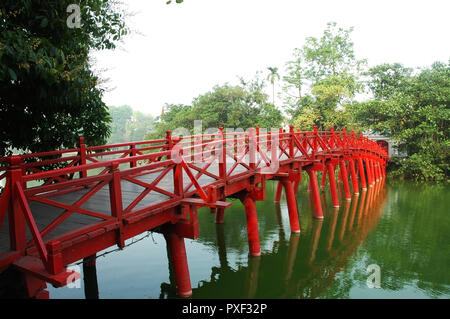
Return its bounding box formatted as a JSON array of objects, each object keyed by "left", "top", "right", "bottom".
[
  {"left": 365, "top": 63, "right": 413, "bottom": 100},
  {"left": 127, "top": 110, "right": 155, "bottom": 142},
  {"left": 149, "top": 75, "right": 283, "bottom": 138},
  {"left": 0, "top": 0, "right": 129, "bottom": 156},
  {"left": 302, "top": 22, "right": 366, "bottom": 81},
  {"left": 108, "top": 105, "right": 133, "bottom": 143},
  {"left": 282, "top": 48, "right": 306, "bottom": 119},
  {"left": 353, "top": 61, "right": 450, "bottom": 181},
  {"left": 286, "top": 22, "right": 365, "bottom": 129},
  {"left": 108, "top": 105, "right": 154, "bottom": 144},
  {"left": 266, "top": 67, "right": 280, "bottom": 105}
]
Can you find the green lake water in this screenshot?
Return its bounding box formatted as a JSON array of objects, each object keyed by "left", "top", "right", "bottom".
[{"left": 47, "top": 179, "right": 450, "bottom": 299}]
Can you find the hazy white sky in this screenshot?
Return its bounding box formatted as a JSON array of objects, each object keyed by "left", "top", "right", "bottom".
[{"left": 92, "top": 0, "right": 450, "bottom": 117}]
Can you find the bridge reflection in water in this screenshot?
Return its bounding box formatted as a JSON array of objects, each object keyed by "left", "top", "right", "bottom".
[
  {"left": 1, "top": 178, "right": 386, "bottom": 299},
  {"left": 157, "top": 179, "right": 387, "bottom": 299}
]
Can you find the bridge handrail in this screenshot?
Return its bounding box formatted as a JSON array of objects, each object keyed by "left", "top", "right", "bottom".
[{"left": 0, "top": 127, "right": 389, "bottom": 187}]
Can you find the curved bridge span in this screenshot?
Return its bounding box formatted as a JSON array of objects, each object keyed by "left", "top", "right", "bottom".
[{"left": 0, "top": 126, "right": 389, "bottom": 298}]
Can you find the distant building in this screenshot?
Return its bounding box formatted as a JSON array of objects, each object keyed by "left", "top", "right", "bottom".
[{"left": 365, "top": 132, "right": 406, "bottom": 158}]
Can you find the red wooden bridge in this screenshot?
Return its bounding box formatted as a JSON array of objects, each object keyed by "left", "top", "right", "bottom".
[{"left": 0, "top": 126, "right": 389, "bottom": 298}]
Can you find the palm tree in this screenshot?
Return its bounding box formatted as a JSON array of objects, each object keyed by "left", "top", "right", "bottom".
[{"left": 266, "top": 67, "right": 280, "bottom": 105}]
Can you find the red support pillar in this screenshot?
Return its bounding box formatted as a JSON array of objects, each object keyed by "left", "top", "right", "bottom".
[
  {"left": 371, "top": 159, "right": 376, "bottom": 184},
  {"left": 306, "top": 167, "right": 324, "bottom": 219},
  {"left": 377, "top": 161, "right": 382, "bottom": 180},
  {"left": 374, "top": 161, "right": 379, "bottom": 181},
  {"left": 348, "top": 159, "right": 359, "bottom": 195},
  {"left": 274, "top": 181, "right": 283, "bottom": 203},
  {"left": 339, "top": 159, "right": 352, "bottom": 201},
  {"left": 281, "top": 178, "right": 301, "bottom": 233},
  {"left": 326, "top": 161, "right": 339, "bottom": 208},
  {"left": 371, "top": 160, "right": 376, "bottom": 182},
  {"left": 358, "top": 157, "right": 367, "bottom": 190},
  {"left": 364, "top": 158, "right": 374, "bottom": 187},
  {"left": 380, "top": 162, "right": 384, "bottom": 179},
  {"left": 215, "top": 207, "right": 225, "bottom": 224},
  {"left": 239, "top": 192, "right": 261, "bottom": 257},
  {"left": 164, "top": 229, "right": 192, "bottom": 298}
]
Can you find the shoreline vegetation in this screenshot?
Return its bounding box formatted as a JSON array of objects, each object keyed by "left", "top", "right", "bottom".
[{"left": 0, "top": 3, "right": 448, "bottom": 182}]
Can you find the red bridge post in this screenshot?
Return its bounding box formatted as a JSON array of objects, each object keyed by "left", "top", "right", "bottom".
[
  {"left": 365, "top": 157, "right": 374, "bottom": 187},
  {"left": 239, "top": 192, "right": 261, "bottom": 257},
  {"left": 8, "top": 156, "right": 27, "bottom": 252},
  {"left": 374, "top": 160, "right": 379, "bottom": 182},
  {"left": 274, "top": 181, "right": 283, "bottom": 203},
  {"left": 348, "top": 159, "right": 359, "bottom": 195},
  {"left": 370, "top": 159, "right": 376, "bottom": 183},
  {"left": 376, "top": 161, "right": 382, "bottom": 181},
  {"left": 378, "top": 161, "right": 382, "bottom": 181},
  {"left": 358, "top": 157, "right": 367, "bottom": 190},
  {"left": 370, "top": 159, "right": 376, "bottom": 185},
  {"left": 281, "top": 177, "right": 301, "bottom": 233},
  {"left": 163, "top": 229, "right": 192, "bottom": 298},
  {"left": 326, "top": 160, "right": 340, "bottom": 208},
  {"left": 339, "top": 159, "right": 352, "bottom": 201},
  {"left": 109, "top": 162, "right": 125, "bottom": 249},
  {"left": 371, "top": 159, "right": 377, "bottom": 184},
  {"left": 306, "top": 167, "right": 324, "bottom": 219}
]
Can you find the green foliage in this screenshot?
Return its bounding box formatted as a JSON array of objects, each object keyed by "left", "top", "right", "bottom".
[
  {"left": 282, "top": 48, "right": 307, "bottom": 119},
  {"left": 302, "top": 22, "right": 366, "bottom": 81},
  {"left": 149, "top": 76, "right": 283, "bottom": 138},
  {"left": 292, "top": 107, "right": 319, "bottom": 131},
  {"left": 353, "top": 62, "right": 450, "bottom": 181},
  {"left": 0, "top": 0, "right": 129, "bottom": 155},
  {"left": 285, "top": 22, "right": 448, "bottom": 182},
  {"left": 365, "top": 63, "right": 413, "bottom": 100},
  {"left": 396, "top": 154, "right": 446, "bottom": 182},
  {"left": 108, "top": 105, "right": 154, "bottom": 144},
  {"left": 285, "top": 22, "right": 365, "bottom": 129}
]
